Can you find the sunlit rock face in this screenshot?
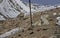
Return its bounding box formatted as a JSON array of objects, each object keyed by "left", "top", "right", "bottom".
[{"left": 0, "top": 0, "right": 35, "bottom": 20}]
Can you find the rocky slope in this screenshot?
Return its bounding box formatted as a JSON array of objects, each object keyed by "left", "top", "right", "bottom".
[
  {"left": 0, "top": 0, "right": 35, "bottom": 20},
  {"left": 0, "top": 0, "right": 59, "bottom": 20}
]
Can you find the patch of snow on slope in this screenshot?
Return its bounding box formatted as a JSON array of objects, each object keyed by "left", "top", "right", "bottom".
[
  {"left": 0, "top": 15, "right": 5, "bottom": 20},
  {"left": 15, "top": 0, "right": 35, "bottom": 12},
  {"left": 0, "top": 27, "right": 24, "bottom": 38},
  {"left": 35, "top": 6, "right": 56, "bottom": 12}
]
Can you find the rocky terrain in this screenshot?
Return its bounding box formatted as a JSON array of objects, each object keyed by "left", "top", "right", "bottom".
[
  {"left": 0, "top": 0, "right": 60, "bottom": 38},
  {"left": 0, "top": 7, "right": 60, "bottom": 38}
]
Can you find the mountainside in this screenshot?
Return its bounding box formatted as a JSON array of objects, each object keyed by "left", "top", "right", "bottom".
[
  {"left": 0, "top": 0, "right": 60, "bottom": 20},
  {"left": 0, "top": 0, "right": 35, "bottom": 20}
]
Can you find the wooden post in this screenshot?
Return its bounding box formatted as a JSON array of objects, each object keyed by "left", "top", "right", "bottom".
[{"left": 29, "top": 0, "right": 33, "bottom": 27}]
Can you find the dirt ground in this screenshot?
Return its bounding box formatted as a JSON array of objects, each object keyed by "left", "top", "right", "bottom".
[{"left": 0, "top": 7, "right": 60, "bottom": 38}]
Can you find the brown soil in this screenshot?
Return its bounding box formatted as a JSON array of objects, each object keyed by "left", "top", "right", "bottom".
[{"left": 1, "top": 7, "right": 60, "bottom": 38}]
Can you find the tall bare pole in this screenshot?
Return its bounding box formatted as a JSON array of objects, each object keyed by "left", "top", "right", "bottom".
[{"left": 29, "top": 0, "right": 33, "bottom": 27}]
